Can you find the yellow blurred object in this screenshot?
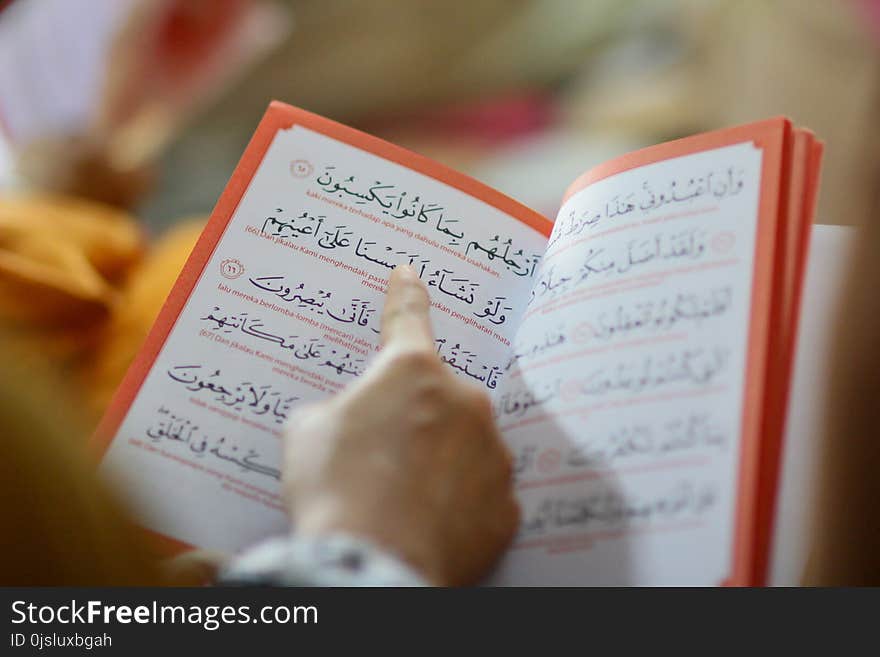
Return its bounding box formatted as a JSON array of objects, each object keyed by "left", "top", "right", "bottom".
[
  {"left": 0, "top": 194, "right": 145, "bottom": 364},
  {"left": 86, "top": 218, "right": 206, "bottom": 418},
  {"left": 0, "top": 233, "right": 114, "bottom": 323},
  {"left": 0, "top": 195, "right": 145, "bottom": 280},
  {"left": 0, "top": 190, "right": 205, "bottom": 421}
]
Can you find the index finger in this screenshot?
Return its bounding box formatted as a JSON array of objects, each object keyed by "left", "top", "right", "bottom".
[{"left": 381, "top": 265, "right": 435, "bottom": 351}]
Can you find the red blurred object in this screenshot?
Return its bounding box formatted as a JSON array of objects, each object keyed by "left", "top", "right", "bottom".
[
  {"left": 103, "top": 0, "right": 255, "bottom": 130},
  {"left": 855, "top": 0, "right": 880, "bottom": 42},
  {"left": 155, "top": 0, "right": 249, "bottom": 77},
  {"left": 364, "top": 92, "right": 558, "bottom": 146}
]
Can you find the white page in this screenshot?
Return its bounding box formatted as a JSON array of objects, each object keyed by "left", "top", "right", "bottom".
[
  {"left": 0, "top": 129, "right": 14, "bottom": 190},
  {"left": 489, "top": 142, "right": 764, "bottom": 585},
  {"left": 100, "top": 125, "right": 548, "bottom": 553},
  {"left": 0, "top": 0, "right": 135, "bottom": 145},
  {"left": 768, "top": 225, "right": 855, "bottom": 585}
]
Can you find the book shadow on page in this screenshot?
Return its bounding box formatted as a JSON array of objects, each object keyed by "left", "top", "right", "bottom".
[{"left": 487, "top": 361, "right": 635, "bottom": 586}]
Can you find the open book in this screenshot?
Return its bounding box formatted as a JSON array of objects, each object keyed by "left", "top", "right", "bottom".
[{"left": 94, "top": 102, "right": 822, "bottom": 586}]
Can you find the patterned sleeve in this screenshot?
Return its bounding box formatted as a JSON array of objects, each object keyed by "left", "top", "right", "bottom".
[{"left": 218, "top": 533, "right": 428, "bottom": 587}]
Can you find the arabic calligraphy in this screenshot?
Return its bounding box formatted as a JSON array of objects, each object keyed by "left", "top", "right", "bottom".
[
  {"left": 513, "top": 413, "right": 726, "bottom": 477},
  {"left": 563, "top": 346, "right": 728, "bottom": 395},
  {"left": 248, "top": 275, "right": 379, "bottom": 331},
  {"left": 560, "top": 286, "right": 732, "bottom": 343},
  {"left": 496, "top": 347, "right": 729, "bottom": 419},
  {"left": 505, "top": 327, "right": 567, "bottom": 371},
  {"left": 494, "top": 379, "right": 559, "bottom": 419},
  {"left": 547, "top": 165, "right": 746, "bottom": 251},
  {"left": 313, "top": 167, "right": 540, "bottom": 276},
  {"left": 530, "top": 227, "right": 709, "bottom": 306},
  {"left": 146, "top": 406, "right": 280, "bottom": 480},
  {"left": 434, "top": 338, "right": 504, "bottom": 390},
  {"left": 518, "top": 480, "right": 718, "bottom": 536},
  {"left": 261, "top": 209, "right": 327, "bottom": 241},
  {"left": 505, "top": 285, "right": 728, "bottom": 375},
  {"left": 166, "top": 364, "right": 298, "bottom": 424},
  {"left": 248, "top": 267, "right": 512, "bottom": 328},
  {"left": 200, "top": 307, "right": 366, "bottom": 376},
  {"left": 201, "top": 305, "right": 504, "bottom": 387},
  {"left": 464, "top": 235, "right": 540, "bottom": 278}
]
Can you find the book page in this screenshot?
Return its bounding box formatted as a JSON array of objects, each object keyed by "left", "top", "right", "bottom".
[
  {"left": 489, "top": 141, "right": 765, "bottom": 585},
  {"left": 99, "top": 120, "right": 549, "bottom": 553},
  {"left": 769, "top": 225, "right": 855, "bottom": 585}
]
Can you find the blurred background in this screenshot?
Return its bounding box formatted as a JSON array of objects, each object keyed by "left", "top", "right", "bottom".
[{"left": 0, "top": 0, "right": 878, "bottom": 425}]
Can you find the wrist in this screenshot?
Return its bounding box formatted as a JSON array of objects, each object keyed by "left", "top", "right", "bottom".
[{"left": 294, "top": 495, "right": 450, "bottom": 585}]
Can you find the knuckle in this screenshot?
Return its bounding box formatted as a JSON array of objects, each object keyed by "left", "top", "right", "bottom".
[
  {"left": 412, "top": 376, "right": 446, "bottom": 403},
  {"left": 409, "top": 401, "right": 443, "bottom": 430},
  {"left": 409, "top": 376, "right": 454, "bottom": 423}
]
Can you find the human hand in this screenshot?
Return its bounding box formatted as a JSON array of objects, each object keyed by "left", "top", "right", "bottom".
[
  {"left": 160, "top": 549, "right": 228, "bottom": 586},
  {"left": 282, "top": 265, "right": 519, "bottom": 585}
]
